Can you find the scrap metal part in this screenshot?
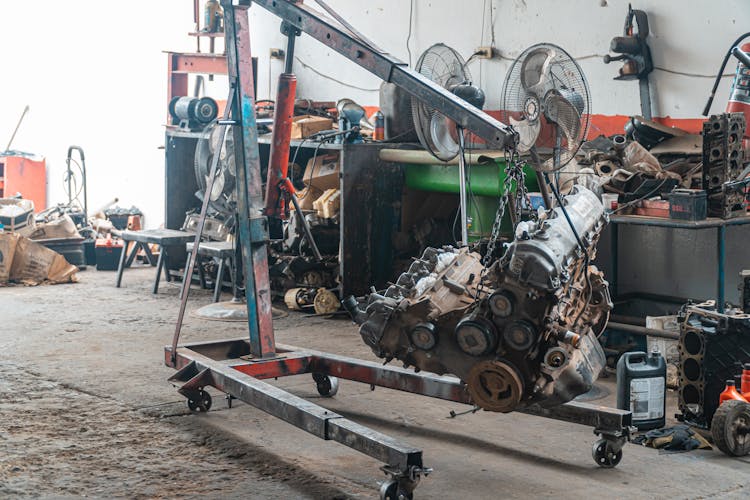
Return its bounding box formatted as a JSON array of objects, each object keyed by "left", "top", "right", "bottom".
[{"left": 345, "top": 186, "right": 612, "bottom": 413}]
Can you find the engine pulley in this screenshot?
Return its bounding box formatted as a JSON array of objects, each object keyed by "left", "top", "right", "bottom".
[
  {"left": 488, "top": 291, "right": 514, "bottom": 318},
  {"left": 503, "top": 321, "right": 537, "bottom": 351},
  {"left": 466, "top": 360, "right": 524, "bottom": 413},
  {"left": 410, "top": 323, "right": 438, "bottom": 350},
  {"left": 456, "top": 314, "right": 498, "bottom": 356}
]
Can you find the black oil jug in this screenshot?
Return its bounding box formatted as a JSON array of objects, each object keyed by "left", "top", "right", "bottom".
[{"left": 616, "top": 351, "right": 667, "bottom": 430}]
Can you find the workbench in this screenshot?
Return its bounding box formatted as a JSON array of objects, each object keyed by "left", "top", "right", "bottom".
[{"left": 609, "top": 214, "right": 750, "bottom": 313}]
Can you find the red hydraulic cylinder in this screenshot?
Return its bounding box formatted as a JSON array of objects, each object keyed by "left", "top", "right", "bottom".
[{"left": 264, "top": 73, "right": 297, "bottom": 217}]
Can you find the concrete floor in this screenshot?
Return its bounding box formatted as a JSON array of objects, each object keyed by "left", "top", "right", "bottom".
[{"left": 2, "top": 266, "right": 750, "bottom": 499}]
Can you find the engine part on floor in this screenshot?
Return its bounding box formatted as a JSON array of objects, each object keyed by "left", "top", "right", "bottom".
[
  {"left": 313, "top": 288, "right": 340, "bottom": 315},
  {"left": 346, "top": 186, "right": 611, "bottom": 413},
  {"left": 616, "top": 351, "right": 666, "bottom": 430},
  {"left": 711, "top": 399, "right": 750, "bottom": 456},
  {"left": 169, "top": 96, "right": 219, "bottom": 131},
  {"left": 678, "top": 301, "right": 750, "bottom": 428},
  {"left": 603, "top": 3, "right": 653, "bottom": 119},
  {"left": 501, "top": 43, "right": 590, "bottom": 171},
  {"left": 283, "top": 286, "right": 339, "bottom": 314},
  {"left": 702, "top": 113, "right": 747, "bottom": 218}
]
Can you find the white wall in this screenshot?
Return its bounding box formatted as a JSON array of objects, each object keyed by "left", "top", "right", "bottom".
[
  {"left": 250, "top": 0, "right": 749, "bottom": 118},
  {"left": 1, "top": 1, "right": 748, "bottom": 226},
  {"left": 0, "top": 1, "right": 196, "bottom": 227}
]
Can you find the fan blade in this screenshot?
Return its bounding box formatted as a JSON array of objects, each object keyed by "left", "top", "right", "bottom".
[
  {"left": 429, "top": 112, "right": 459, "bottom": 161},
  {"left": 543, "top": 93, "right": 582, "bottom": 147},
  {"left": 510, "top": 116, "right": 541, "bottom": 153},
  {"left": 520, "top": 47, "right": 556, "bottom": 94}
]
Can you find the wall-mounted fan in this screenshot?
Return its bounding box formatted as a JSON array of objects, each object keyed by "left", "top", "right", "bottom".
[
  {"left": 501, "top": 43, "right": 590, "bottom": 171},
  {"left": 194, "top": 123, "right": 236, "bottom": 216},
  {"left": 411, "top": 43, "right": 485, "bottom": 161}
]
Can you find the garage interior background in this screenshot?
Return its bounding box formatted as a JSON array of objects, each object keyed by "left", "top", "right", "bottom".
[{"left": 0, "top": 1, "right": 747, "bottom": 300}]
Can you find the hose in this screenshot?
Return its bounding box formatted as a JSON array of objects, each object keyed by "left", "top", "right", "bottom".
[{"left": 703, "top": 32, "right": 750, "bottom": 116}]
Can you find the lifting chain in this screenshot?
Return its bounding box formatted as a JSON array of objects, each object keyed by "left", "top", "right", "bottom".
[{"left": 475, "top": 146, "right": 529, "bottom": 301}]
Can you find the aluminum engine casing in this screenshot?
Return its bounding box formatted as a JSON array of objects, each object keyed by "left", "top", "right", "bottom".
[{"left": 346, "top": 186, "right": 611, "bottom": 413}]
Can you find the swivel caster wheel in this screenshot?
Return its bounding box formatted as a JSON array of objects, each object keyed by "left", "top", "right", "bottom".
[
  {"left": 187, "top": 389, "right": 212, "bottom": 412},
  {"left": 592, "top": 438, "right": 622, "bottom": 468},
  {"left": 379, "top": 479, "right": 413, "bottom": 500},
  {"left": 312, "top": 373, "right": 339, "bottom": 397}
]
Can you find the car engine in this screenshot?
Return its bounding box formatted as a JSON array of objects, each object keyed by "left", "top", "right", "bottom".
[{"left": 344, "top": 186, "right": 612, "bottom": 413}]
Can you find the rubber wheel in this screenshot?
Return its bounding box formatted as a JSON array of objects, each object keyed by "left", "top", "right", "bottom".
[
  {"left": 592, "top": 438, "right": 622, "bottom": 468},
  {"left": 379, "top": 480, "right": 413, "bottom": 500},
  {"left": 187, "top": 389, "right": 212, "bottom": 412},
  {"left": 312, "top": 373, "right": 339, "bottom": 397},
  {"left": 711, "top": 399, "right": 750, "bottom": 456}
]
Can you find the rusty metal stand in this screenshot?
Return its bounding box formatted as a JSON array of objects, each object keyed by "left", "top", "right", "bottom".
[
  {"left": 166, "top": 2, "right": 632, "bottom": 497},
  {"left": 166, "top": 338, "right": 632, "bottom": 497}
]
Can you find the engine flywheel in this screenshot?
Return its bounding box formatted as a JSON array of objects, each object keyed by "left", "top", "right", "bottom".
[{"left": 466, "top": 360, "right": 524, "bottom": 413}]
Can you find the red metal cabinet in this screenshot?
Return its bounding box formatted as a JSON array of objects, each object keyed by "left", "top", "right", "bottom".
[{"left": 0, "top": 155, "right": 46, "bottom": 211}]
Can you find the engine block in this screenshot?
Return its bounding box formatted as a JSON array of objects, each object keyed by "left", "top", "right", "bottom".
[{"left": 345, "top": 186, "right": 612, "bottom": 412}]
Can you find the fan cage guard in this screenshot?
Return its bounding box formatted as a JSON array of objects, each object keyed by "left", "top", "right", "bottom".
[
  {"left": 411, "top": 43, "right": 472, "bottom": 161},
  {"left": 500, "top": 43, "right": 591, "bottom": 170}
]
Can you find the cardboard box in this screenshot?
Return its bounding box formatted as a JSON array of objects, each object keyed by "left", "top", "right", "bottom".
[
  {"left": 291, "top": 115, "right": 333, "bottom": 139},
  {"left": 0, "top": 233, "right": 78, "bottom": 285},
  {"left": 295, "top": 154, "right": 339, "bottom": 210}
]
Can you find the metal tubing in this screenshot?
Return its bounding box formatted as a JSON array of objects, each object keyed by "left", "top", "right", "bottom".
[
  {"left": 223, "top": 1, "right": 276, "bottom": 357},
  {"left": 248, "top": 0, "right": 517, "bottom": 149},
  {"left": 289, "top": 193, "right": 323, "bottom": 260},
  {"left": 718, "top": 224, "right": 726, "bottom": 313},
  {"left": 535, "top": 170, "right": 552, "bottom": 210},
  {"left": 167, "top": 346, "right": 423, "bottom": 470},
  {"left": 168, "top": 339, "right": 632, "bottom": 435},
  {"left": 610, "top": 222, "right": 618, "bottom": 299},
  {"left": 66, "top": 146, "right": 88, "bottom": 225},
  {"left": 606, "top": 321, "right": 680, "bottom": 340},
  {"left": 170, "top": 112, "right": 232, "bottom": 364},
  {"left": 457, "top": 129, "right": 469, "bottom": 245},
  {"left": 4, "top": 105, "right": 29, "bottom": 152},
  {"left": 264, "top": 73, "right": 297, "bottom": 217},
  {"left": 639, "top": 77, "right": 652, "bottom": 120},
  {"left": 284, "top": 33, "right": 296, "bottom": 74}
]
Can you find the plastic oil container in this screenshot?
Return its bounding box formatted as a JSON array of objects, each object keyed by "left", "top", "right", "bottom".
[{"left": 616, "top": 351, "right": 666, "bottom": 430}]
